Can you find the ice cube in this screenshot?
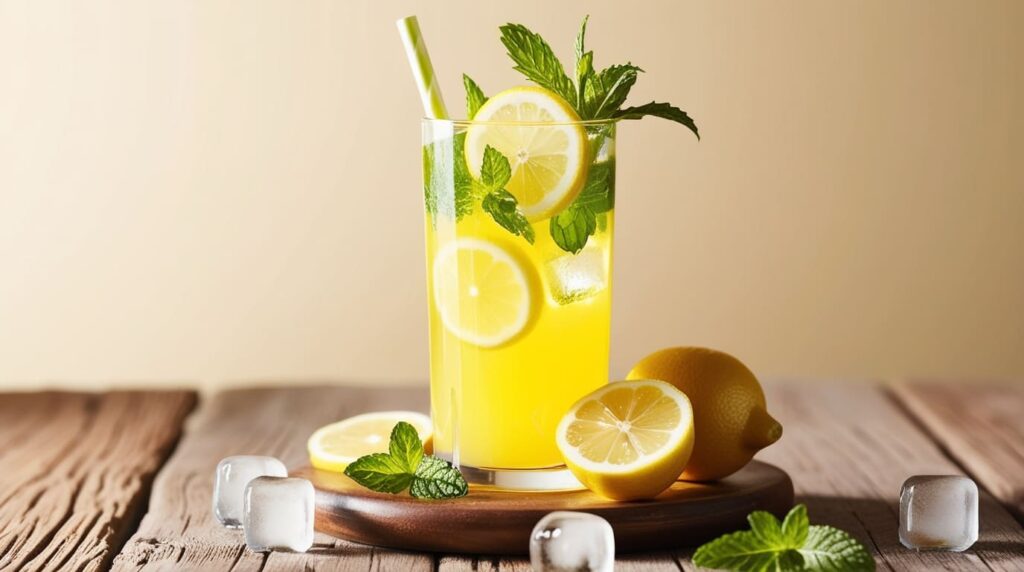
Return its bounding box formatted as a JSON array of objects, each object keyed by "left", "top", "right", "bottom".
[
  {"left": 530, "top": 511, "right": 614, "bottom": 572},
  {"left": 243, "top": 476, "right": 315, "bottom": 553},
  {"left": 546, "top": 248, "right": 607, "bottom": 305},
  {"left": 900, "top": 475, "right": 978, "bottom": 551},
  {"left": 212, "top": 455, "right": 287, "bottom": 528}
]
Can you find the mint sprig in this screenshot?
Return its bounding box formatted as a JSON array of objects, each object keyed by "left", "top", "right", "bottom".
[
  {"left": 343, "top": 422, "right": 468, "bottom": 500},
  {"left": 693, "top": 505, "right": 875, "bottom": 572},
  {"left": 463, "top": 74, "right": 488, "bottom": 119},
  {"left": 499, "top": 23, "right": 578, "bottom": 107},
  {"left": 479, "top": 146, "right": 535, "bottom": 243}
]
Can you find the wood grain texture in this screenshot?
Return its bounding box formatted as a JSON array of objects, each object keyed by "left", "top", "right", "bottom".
[
  {"left": 110, "top": 386, "right": 439, "bottom": 572},
  {"left": 0, "top": 391, "right": 197, "bottom": 572},
  {"left": 757, "top": 383, "right": 1024, "bottom": 572},
  {"left": 891, "top": 381, "right": 1024, "bottom": 522}
]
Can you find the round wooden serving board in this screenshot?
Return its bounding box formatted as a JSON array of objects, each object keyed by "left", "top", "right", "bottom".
[{"left": 293, "top": 461, "right": 793, "bottom": 555}]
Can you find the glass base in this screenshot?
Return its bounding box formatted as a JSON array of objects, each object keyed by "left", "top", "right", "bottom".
[{"left": 459, "top": 464, "right": 585, "bottom": 491}]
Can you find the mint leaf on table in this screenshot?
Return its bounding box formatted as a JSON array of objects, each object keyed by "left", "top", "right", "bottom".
[
  {"left": 343, "top": 421, "right": 468, "bottom": 500},
  {"left": 615, "top": 101, "right": 700, "bottom": 139},
  {"left": 499, "top": 23, "right": 578, "bottom": 107},
  {"left": 410, "top": 456, "right": 469, "bottom": 499},
  {"left": 692, "top": 505, "right": 874, "bottom": 572},
  {"left": 388, "top": 421, "right": 424, "bottom": 474},
  {"left": 478, "top": 146, "right": 535, "bottom": 244},
  {"left": 343, "top": 453, "right": 414, "bottom": 494},
  {"left": 463, "top": 74, "right": 488, "bottom": 119}
]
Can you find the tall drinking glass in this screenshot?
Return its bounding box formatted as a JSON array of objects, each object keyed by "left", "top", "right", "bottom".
[{"left": 422, "top": 118, "right": 616, "bottom": 489}]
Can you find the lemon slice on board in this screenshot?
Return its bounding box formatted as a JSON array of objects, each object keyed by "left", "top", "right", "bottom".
[
  {"left": 432, "top": 237, "right": 535, "bottom": 348},
  {"left": 308, "top": 411, "right": 432, "bottom": 472},
  {"left": 465, "top": 86, "right": 589, "bottom": 221},
  {"left": 556, "top": 380, "right": 696, "bottom": 500}
]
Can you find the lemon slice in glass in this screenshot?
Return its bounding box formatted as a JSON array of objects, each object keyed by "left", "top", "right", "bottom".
[
  {"left": 465, "top": 86, "right": 589, "bottom": 221},
  {"left": 556, "top": 380, "right": 696, "bottom": 500},
  {"left": 307, "top": 411, "right": 432, "bottom": 472},
  {"left": 432, "top": 237, "right": 535, "bottom": 348}
]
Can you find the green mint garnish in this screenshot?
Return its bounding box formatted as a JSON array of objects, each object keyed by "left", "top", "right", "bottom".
[
  {"left": 499, "top": 23, "right": 578, "bottom": 107},
  {"left": 693, "top": 505, "right": 875, "bottom": 572},
  {"left": 548, "top": 161, "right": 613, "bottom": 253},
  {"left": 423, "top": 132, "right": 475, "bottom": 222},
  {"left": 343, "top": 422, "right": 468, "bottom": 500},
  {"left": 494, "top": 16, "right": 699, "bottom": 139},
  {"left": 410, "top": 456, "right": 470, "bottom": 499},
  {"left": 479, "top": 146, "right": 535, "bottom": 244},
  {"left": 463, "top": 74, "right": 488, "bottom": 119}
]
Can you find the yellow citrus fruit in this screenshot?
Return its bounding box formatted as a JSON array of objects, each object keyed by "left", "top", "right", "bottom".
[
  {"left": 556, "top": 379, "right": 695, "bottom": 500},
  {"left": 307, "top": 411, "right": 432, "bottom": 472},
  {"left": 627, "top": 347, "right": 782, "bottom": 481},
  {"left": 432, "top": 237, "right": 537, "bottom": 348},
  {"left": 465, "top": 86, "right": 588, "bottom": 221}
]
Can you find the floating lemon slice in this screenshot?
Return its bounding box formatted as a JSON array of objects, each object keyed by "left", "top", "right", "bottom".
[
  {"left": 432, "top": 237, "right": 535, "bottom": 348},
  {"left": 465, "top": 86, "right": 588, "bottom": 221},
  {"left": 308, "top": 411, "right": 432, "bottom": 472},
  {"left": 556, "top": 380, "right": 695, "bottom": 500}
]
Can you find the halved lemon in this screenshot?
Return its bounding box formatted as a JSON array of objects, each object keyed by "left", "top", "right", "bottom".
[
  {"left": 465, "top": 86, "right": 588, "bottom": 221},
  {"left": 308, "top": 411, "right": 432, "bottom": 472},
  {"left": 432, "top": 237, "right": 535, "bottom": 348},
  {"left": 556, "top": 380, "right": 695, "bottom": 500}
]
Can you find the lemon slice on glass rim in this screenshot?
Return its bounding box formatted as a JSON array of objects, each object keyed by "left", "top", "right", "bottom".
[{"left": 464, "top": 86, "right": 589, "bottom": 221}]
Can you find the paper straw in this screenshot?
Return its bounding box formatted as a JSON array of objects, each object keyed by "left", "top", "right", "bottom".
[{"left": 396, "top": 16, "right": 449, "bottom": 119}]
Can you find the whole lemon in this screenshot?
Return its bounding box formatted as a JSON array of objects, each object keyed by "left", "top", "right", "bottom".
[{"left": 627, "top": 347, "right": 782, "bottom": 481}]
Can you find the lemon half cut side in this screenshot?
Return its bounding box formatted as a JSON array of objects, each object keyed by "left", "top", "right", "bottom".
[{"left": 556, "top": 379, "right": 696, "bottom": 500}]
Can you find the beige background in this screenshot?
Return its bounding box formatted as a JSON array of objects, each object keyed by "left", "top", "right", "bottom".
[{"left": 1, "top": 0, "right": 1022, "bottom": 390}]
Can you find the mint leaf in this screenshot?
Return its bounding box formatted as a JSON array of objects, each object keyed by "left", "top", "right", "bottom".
[
  {"left": 550, "top": 204, "right": 596, "bottom": 254},
  {"left": 693, "top": 505, "right": 875, "bottom": 572},
  {"left": 572, "top": 161, "right": 614, "bottom": 214},
  {"left": 344, "top": 422, "right": 468, "bottom": 499},
  {"left": 615, "top": 101, "right": 700, "bottom": 140},
  {"left": 388, "top": 421, "right": 424, "bottom": 474},
  {"left": 585, "top": 64, "right": 642, "bottom": 119},
  {"left": 692, "top": 528, "right": 802, "bottom": 572},
  {"left": 782, "top": 503, "right": 810, "bottom": 547},
  {"left": 482, "top": 189, "right": 535, "bottom": 244},
  {"left": 800, "top": 526, "right": 874, "bottom": 571},
  {"left": 410, "top": 456, "right": 469, "bottom": 499},
  {"left": 499, "top": 23, "right": 577, "bottom": 106},
  {"left": 573, "top": 16, "right": 594, "bottom": 109},
  {"left": 343, "top": 453, "right": 415, "bottom": 494},
  {"left": 574, "top": 15, "right": 589, "bottom": 65},
  {"left": 463, "top": 74, "right": 487, "bottom": 119},
  {"left": 480, "top": 145, "right": 512, "bottom": 190}
]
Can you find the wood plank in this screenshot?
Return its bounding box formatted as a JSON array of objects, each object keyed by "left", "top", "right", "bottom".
[
  {"left": 891, "top": 381, "right": 1024, "bottom": 521},
  {"left": 111, "top": 386, "right": 438, "bottom": 572},
  {"left": 0, "top": 390, "right": 197, "bottom": 572},
  {"left": 757, "top": 383, "right": 1024, "bottom": 571}
]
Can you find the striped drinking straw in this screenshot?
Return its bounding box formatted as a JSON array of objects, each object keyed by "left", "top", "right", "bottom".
[{"left": 396, "top": 16, "right": 450, "bottom": 119}]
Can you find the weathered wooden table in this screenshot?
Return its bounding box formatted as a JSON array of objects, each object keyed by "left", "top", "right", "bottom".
[{"left": 2, "top": 382, "right": 1023, "bottom": 571}]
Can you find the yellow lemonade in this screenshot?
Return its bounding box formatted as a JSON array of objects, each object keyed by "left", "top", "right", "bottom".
[{"left": 422, "top": 118, "right": 616, "bottom": 472}]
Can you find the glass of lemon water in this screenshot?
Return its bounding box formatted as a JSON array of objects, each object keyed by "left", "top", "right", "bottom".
[{"left": 422, "top": 97, "right": 616, "bottom": 489}]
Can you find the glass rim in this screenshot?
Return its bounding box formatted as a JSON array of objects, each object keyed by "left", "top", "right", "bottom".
[{"left": 422, "top": 117, "right": 619, "bottom": 127}]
